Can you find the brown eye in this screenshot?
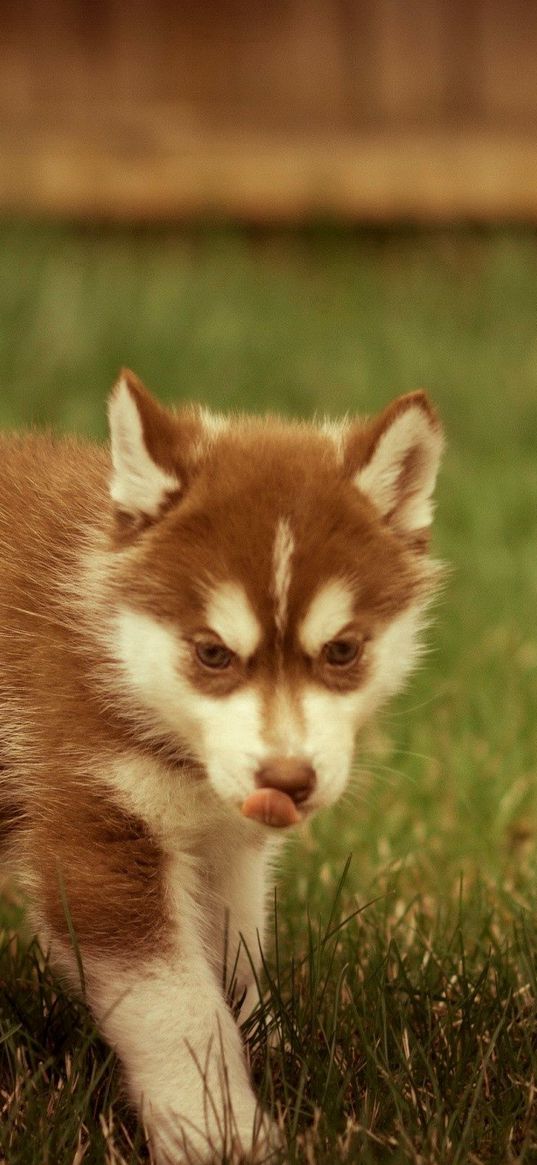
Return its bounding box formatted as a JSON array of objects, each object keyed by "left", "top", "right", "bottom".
[
  {"left": 323, "top": 639, "right": 361, "bottom": 667},
  {"left": 195, "top": 642, "right": 235, "bottom": 670}
]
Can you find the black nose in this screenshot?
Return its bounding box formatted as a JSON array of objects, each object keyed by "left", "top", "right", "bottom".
[{"left": 255, "top": 758, "right": 316, "bottom": 805}]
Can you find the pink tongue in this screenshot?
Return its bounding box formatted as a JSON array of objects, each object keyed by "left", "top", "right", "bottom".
[{"left": 241, "top": 788, "right": 301, "bottom": 828}]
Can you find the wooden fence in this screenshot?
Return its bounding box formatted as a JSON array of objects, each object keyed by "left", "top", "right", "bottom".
[{"left": 1, "top": 0, "right": 537, "bottom": 221}]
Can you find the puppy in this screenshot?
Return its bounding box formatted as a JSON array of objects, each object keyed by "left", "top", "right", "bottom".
[{"left": 0, "top": 372, "right": 443, "bottom": 1162}]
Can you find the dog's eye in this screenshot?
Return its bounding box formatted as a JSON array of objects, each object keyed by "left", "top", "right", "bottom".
[
  {"left": 323, "top": 638, "right": 361, "bottom": 667},
  {"left": 195, "top": 642, "right": 235, "bottom": 670}
]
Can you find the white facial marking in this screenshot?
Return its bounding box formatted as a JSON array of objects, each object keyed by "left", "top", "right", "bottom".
[
  {"left": 205, "top": 582, "right": 261, "bottom": 659},
  {"left": 109, "top": 377, "right": 180, "bottom": 517},
  {"left": 299, "top": 578, "right": 355, "bottom": 657},
  {"left": 113, "top": 608, "right": 189, "bottom": 730},
  {"left": 272, "top": 518, "right": 294, "bottom": 635},
  {"left": 297, "top": 598, "right": 429, "bottom": 809},
  {"left": 111, "top": 607, "right": 267, "bottom": 804},
  {"left": 264, "top": 685, "right": 304, "bottom": 756},
  {"left": 198, "top": 687, "right": 266, "bottom": 801},
  {"left": 301, "top": 686, "right": 359, "bottom": 801},
  {"left": 370, "top": 600, "right": 428, "bottom": 700},
  {"left": 319, "top": 418, "right": 348, "bottom": 464},
  {"left": 199, "top": 407, "right": 230, "bottom": 438},
  {"left": 191, "top": 408, "right": 231, "bottom": 462},
  {"left": 110, "top": 595, "right": 429, "bottom": 821},
  {"left": 354, "top": 405, "right": 443, "bottom": 532}
]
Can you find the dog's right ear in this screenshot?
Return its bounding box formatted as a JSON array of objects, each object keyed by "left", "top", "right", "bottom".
[
  {"left": 108, "top": 370, "right": 194, "bottom": 534},
  {"left": 346, "top": 391, "right": 444, "bottom": 549}
]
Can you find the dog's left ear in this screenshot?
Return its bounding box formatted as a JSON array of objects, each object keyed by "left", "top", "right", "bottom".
[
  {"left": 107, "top": 368, "right": 213, "bottom": 540},
  {"left": 108, "top": 369, "right": 184, "bottom": 526},
  {"left": 348, "top": 391, "right": 444, "bottom": 544}
]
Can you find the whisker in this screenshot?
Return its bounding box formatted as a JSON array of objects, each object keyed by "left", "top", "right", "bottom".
[
  {"left": 352, "top": 761, "right": 419, "bottom": 787},
  {"left": 384, "top": 747, "right": 437, "bottom": 764},
  {"left": 381, "top": 690, "right": 446, "bottom": 717}
]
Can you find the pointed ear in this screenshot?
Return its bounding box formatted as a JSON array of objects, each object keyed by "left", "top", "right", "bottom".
[
  {"left": 350, "top": 392, "right": 444, "bottom": 543},
  {"left": 108, "top": 370, "right": 183, "bottom": 524}
]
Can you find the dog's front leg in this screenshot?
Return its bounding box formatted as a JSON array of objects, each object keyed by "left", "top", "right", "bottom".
[
  {"left": 30, "top": 794, "right": 275, "bottom": 1164},
  {"left": 205, "top": 835, "right": 281, "bottom": 1022},
  {"left": 87, "top": 933, "right": 274, "bottom": 1164}
]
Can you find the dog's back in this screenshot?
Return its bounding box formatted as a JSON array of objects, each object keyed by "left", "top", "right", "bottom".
[{"left": 0, "top": 435, "right": 107, "bottom": 853}]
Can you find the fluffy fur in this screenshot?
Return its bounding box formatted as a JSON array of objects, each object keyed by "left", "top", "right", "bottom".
[{"left": 0, "top": 371, "right": 444, "bottom": 1163}]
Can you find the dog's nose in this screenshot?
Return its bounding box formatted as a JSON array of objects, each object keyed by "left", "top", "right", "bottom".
[{"left": 255, "top": 758, "right": 316, "bottom": 805}]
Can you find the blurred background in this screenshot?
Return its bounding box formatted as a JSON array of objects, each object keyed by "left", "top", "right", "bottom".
[
  {"left": 2, "top": 0, "right": 537, "bottom": 221},
  {"left": 0, "top": 1, "right": 536, "bottom": 888}
]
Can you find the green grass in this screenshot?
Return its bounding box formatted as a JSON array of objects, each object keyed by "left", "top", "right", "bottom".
[{"left": 1, "top": 222, "right": 537, "bottom": 1163}]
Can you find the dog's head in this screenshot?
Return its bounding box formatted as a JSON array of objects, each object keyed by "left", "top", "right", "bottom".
[{"left": 104, "top": 371, "right": 444, "bottom": 827}]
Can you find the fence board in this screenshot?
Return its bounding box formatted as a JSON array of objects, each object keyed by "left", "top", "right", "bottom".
[
  {"left": 373, "top": 0, "right": 448, "bottom": 121},
  {"left": 1, "top": 0, "right": 537, "bottom": 220},
  {"left": 478, "top": 0, "right": 537, "bottom": 122}
]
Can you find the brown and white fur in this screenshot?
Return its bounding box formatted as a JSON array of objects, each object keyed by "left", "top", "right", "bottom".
[{"left": 0, "top": 372, "right": 444, "bottom": 1163}]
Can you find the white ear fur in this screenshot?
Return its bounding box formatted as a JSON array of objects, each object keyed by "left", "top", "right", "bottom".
[
  {"left": 108, "top": 375, "right": 181, "bottom": 518},
  {"left": 354, "top": 401, "right": 443, "bottom": 534}
]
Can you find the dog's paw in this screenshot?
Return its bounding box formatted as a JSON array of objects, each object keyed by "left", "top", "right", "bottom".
[
  {"left": 234, "top": 1111, "right": 282, "bottom": 1162},
  {"left": 148, "top": 1106, "right": 281, "bottom": 1164}
]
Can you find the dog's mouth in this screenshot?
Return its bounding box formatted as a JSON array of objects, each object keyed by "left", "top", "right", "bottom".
[{"left": 241, "top": 787, "right": 302, "bottom": 828}]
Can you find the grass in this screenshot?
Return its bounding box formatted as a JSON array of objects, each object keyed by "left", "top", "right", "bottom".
[{"left": 1, "top": 221, "right": 537, "bottom": 1163}]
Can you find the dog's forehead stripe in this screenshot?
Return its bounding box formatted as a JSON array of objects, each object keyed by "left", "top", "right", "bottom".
[
  {"left": 205, "top": 581, "right": 261, "bottom": 658},
  {"left": 298, "top": 579, "right": 355, "bottom": 656},
  {"left": 319, "top": 418, "right": 348, "bottom": 465},
  {"left": 272, "top": 517, "right": 295, "bottom": 636}
]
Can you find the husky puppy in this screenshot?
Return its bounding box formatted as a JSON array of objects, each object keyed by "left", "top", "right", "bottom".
[{"left": 0, "top": 372, "right": 443, "bottom": 1162}]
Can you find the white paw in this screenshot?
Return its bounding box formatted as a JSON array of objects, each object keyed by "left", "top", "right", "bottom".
[
  {"left": 148, "top": 1104, "right": 280, "bottom": 1164},
  {"left": 234, "top": 1110, "right": 281, "bottom": 1162}
]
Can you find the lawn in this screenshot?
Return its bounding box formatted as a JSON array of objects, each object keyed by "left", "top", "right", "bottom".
[{"left": 0, "top": 222, "right": 536, "bottom": 1164}]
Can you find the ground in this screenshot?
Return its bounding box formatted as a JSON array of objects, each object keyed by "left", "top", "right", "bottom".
[{"left": 0, "top": 223, "right": 536, "bottom": 1164}]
